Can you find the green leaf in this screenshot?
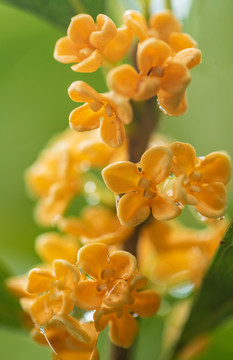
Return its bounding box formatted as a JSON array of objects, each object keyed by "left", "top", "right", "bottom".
[
  {"left": 170, "top": 221, "right": 233, "bottom": 359},
  {"left": 0, "top": 259, "right": 24, "bottom": 330},
  {"left": 0, "top": 0, "right": 105, "bottom": 30}
]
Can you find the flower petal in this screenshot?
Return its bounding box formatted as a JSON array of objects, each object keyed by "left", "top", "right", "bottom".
[
  {"left": 109, "top": 310, "right": 138, "bottom": 348},
  {"left": 130, "top": 290, "right": 160, "bottom": 317},
  {"left": 161, "top": 59, "right": 191, "bottom": 95},
  {"left": 68, "top": 14, "right": 96, "bottom": 45},
  {"left": 73, "top": 280, "right": 102, "bottom": 310},
  {"left": 51, "top": 314, "right": 91, "bottom": 343},
  {"left": 78, "top": 243, "right": 109, "bottom": 279},
  {"left": 105, "top": 91, "right": 133, "bottom": 125},
  {"left": 174, "top": 48, "right": 202, "bottom": 69},
  {"left": 53, "top": 260, "right": 80, "bottom": 289},
  {"left": 198, "top": 152, "right": 232, "bottom": 185},
  {"left": 157, "top": 89, "right": 187, "bottom": 116},
  {"left": 170, "top": 141, "right": 196, "bottom": 176},
  {"left": 94, "top": 309, "right": 111, "bottom": 332},
  {"left": 173, "top": 174, "right": 198, "bottom": 205},
  {"left": 109, "top": 250, "right": 137, "bottom": 280},
  {"left": 141, "top": 146, "right": 172, "bottom": 185},
  {"left": 45, "top": 320, "right": 98, "bottom": 360},
  {"left": 149, "top": 10, "right": 182, "bottom": 42},
  {"left": 104, "top": 26, "right": 133, "bottom": 62},
  {"left": 100, "top": 113, "right": 125, "bottom": 148},
  {"left": 151, "top": 191, "right": 181, "bottom": 221},
  {"left": 68, "top": 81, "right": 103, "bottom": 103},
  {"left": 117, "top": 191, "right": 150, "bottom": 226},
  {"left": 195, "top": 182, "right": 227, "bottom": 218},
  {"left": 102, "top": 161, "right": 140, "bottom": 193},
  {"left": 137, "top": 38, "right": 171, "bottom": 74},
  {"left": 90, "top": 14, "right": 117, "bottom": 51},
  {"left": 107, "top": 64, "right": 140, "bottom": 98},
  {"left": 35, "top": 232, "right": 79, "bottom": 264},
  {"left": 123, "top": 10, "right": 148, "bottom": 41},
  {"left": 133, "top": 76, "right": 160, "bottom": 101},
  {"left": 20, "top": 293, "right": 53, "bottom": 325},
  {"left": 27, "top": 268, "right": 53, "bottom": 294},
  {"left": 54, "top": 37, "right": 80, "bottom": 63},
  {"left": 169, "top": 32, "right": 197, "bottom": 52},
  {"left": 71, "top": 49, "right": 103, "bottom": 73},
  {"left": 129, "top": 272, "right": 148, "bottom": 291},
  {"left": 69, "top": 104, "right": 101, "bottom": 132},
  {"left": 6, "top": 275, "right": 29, "bottom": 298},
  {"left": 102, "top": 279, "right": 130, "bottom": 310}
]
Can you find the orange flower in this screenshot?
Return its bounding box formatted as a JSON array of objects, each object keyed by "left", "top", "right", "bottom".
[
  {"left": 102, "top": 146, "right": 180, "bottom": 226},
  {"left": 108, "top": 37, "right": 201, "bottom": 115},
  {"left": 54, "top": 14, "right": 117, "bottom": 72},
  {"left": 74, "top": 243, "right": 160, "bottom": 348},
  {"left": 35, "top": 232, "right": 80, "bottom": 264},
  {"left": 56, "top": 206, "right": 133, "bottom": 246},
  {"left": 31, "top": 315, "right": 99, "bottom": 360},
  {"left": 68, "top": 81, "right": 133, "bottom": 147},
  {"left": 20, "top": 260, "right": 80, "bottom": 326},
  {"left": 171, "top": 142, "right": 231, "bottom": 218},
  {"left": 103, "top": 25, "right": 133, "bottom": 62},
  {"left": 26, "top": 128, "right": 128, "bottom": 226},
  {"left": 44, "top": 315, "right": 99, "bottom": 360},
  {"left": 124, "top": 9, "right": 197, "bottom": 52},
  {"left": 138, "top": 219, "right": 228, "bottom": 289}
]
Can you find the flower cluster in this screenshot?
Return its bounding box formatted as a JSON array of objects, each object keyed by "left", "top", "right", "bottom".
[
  {"left": 26, "top": 129, "right": 127, "bottom": 226},
  {"left": 7, "top": 4, "right": 232, "bottom": 360},
  {"left": 102, "top": 142, "right": 231, "bottom": 226},
  {"left": 54, "top": 10, "right": 201, "bottom": 148},
  {"left": 138, "top": 218, "right": 228, "bottom": 289},
  {"left": 7, "top": 244, "right": 160, "bottom": 358}
]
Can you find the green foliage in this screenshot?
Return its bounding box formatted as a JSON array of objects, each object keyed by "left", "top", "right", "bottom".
[
  {"left": 0, "top": 0, "right": 105, "bottom": 29},
  {"left": 0, "top": 259, "right": 23, "bottom": 330},
  {"left": 171, "top": 222, "right": 233, "bottom": 359}
]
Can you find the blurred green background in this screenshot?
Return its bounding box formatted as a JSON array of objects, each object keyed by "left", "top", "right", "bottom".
[{"left": 0, "top": 0, "right": 233, "bottom": 359}]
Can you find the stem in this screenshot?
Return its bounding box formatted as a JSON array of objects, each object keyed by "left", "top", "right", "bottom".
[
  {"left": 111, "top": 99, "right": 161, "bottom": 360},
  {"left": 129, "top": 99, "right": 161, "bottom": 163},
  {"left": 139, "top": 0, "right": 151, "bottom": 21},
  {"left": 165, "top": 0, "right": 172, "bottom": 11}
]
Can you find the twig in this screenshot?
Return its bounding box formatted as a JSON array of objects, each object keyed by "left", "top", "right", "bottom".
[{"left": 111, "top": 98, "right": 161, "bottom": 360}]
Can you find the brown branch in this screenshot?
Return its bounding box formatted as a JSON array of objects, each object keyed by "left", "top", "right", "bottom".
[
  {"left": 129, "top": 98, "right": 161, "bottom": 163},
  {"left": 111, "top": 98, "right": 161, "bottom": 360}
]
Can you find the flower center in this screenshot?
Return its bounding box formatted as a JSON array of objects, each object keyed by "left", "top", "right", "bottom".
[{"left": 138, "top": 176, "right": 156, "bottom": 199}]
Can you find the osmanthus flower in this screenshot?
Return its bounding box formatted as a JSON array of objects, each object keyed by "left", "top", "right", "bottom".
[
  {"left": 137, "top": 219, "right": 228, "bottom": 289},
  {"left": 54, "top": 13, "right": 117, "bottom": 72},
  {"left": 56, "top": 206, "right": 133, "bottom": 246},
  {"left": 102, "top": 146, "right": 180, "bottom": 227},
  {"left": 45, "top": 315, "right": 99, "bottom": 360},
  {"left": 35, "top": 232, "right": 80, "bottom": 265},
  {"left": 108, "top": 36, "right": 201, "bottom": 115},
  {"left": 123, "top": 9, "right": 197, "bottom": 52},
  {"left": 31, "top": 315, "right": 99, "bottom": 360},
  {"left": 26, "top": 128, "right": 128, "bottom": 226},
  {"left": 170, "top": 142, "right": 232, "bottom": 218},
  {"left": 68, "top": 81, "right": 133, "bottom": 147},
  {"left": 6, "top": 233, "right": 80, "bottom": 309},
  {"left": 102, "top": 25, "right": 133, "bottom": 63},
  {"left": 73, "top": 243, "right": 160, "bottom": 348},
  {"left": 20, "top": 260, "right": 80, "bottom": 326}
]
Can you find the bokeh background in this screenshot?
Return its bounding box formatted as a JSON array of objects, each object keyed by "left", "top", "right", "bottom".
[{"left": 0, "top": 0, "right": 233, "bottom": 359}]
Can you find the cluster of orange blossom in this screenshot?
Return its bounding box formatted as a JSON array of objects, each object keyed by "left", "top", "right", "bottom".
[{"left": 7, "top": 8, "right": 232, "bottom": 360}]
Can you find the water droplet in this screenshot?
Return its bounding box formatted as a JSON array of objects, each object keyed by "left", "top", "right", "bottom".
[
  {"left": 84, "top": 181, "right": 96, "bottom": 193},
  {"left": 80, "top": 160, "right": 91, "bottom": 172},
  {"left": 168, "top": 281, "right": 194, "bottom": 299},
  {"left": 86, "top": 192, "right": 100, "bottom": 205}
]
